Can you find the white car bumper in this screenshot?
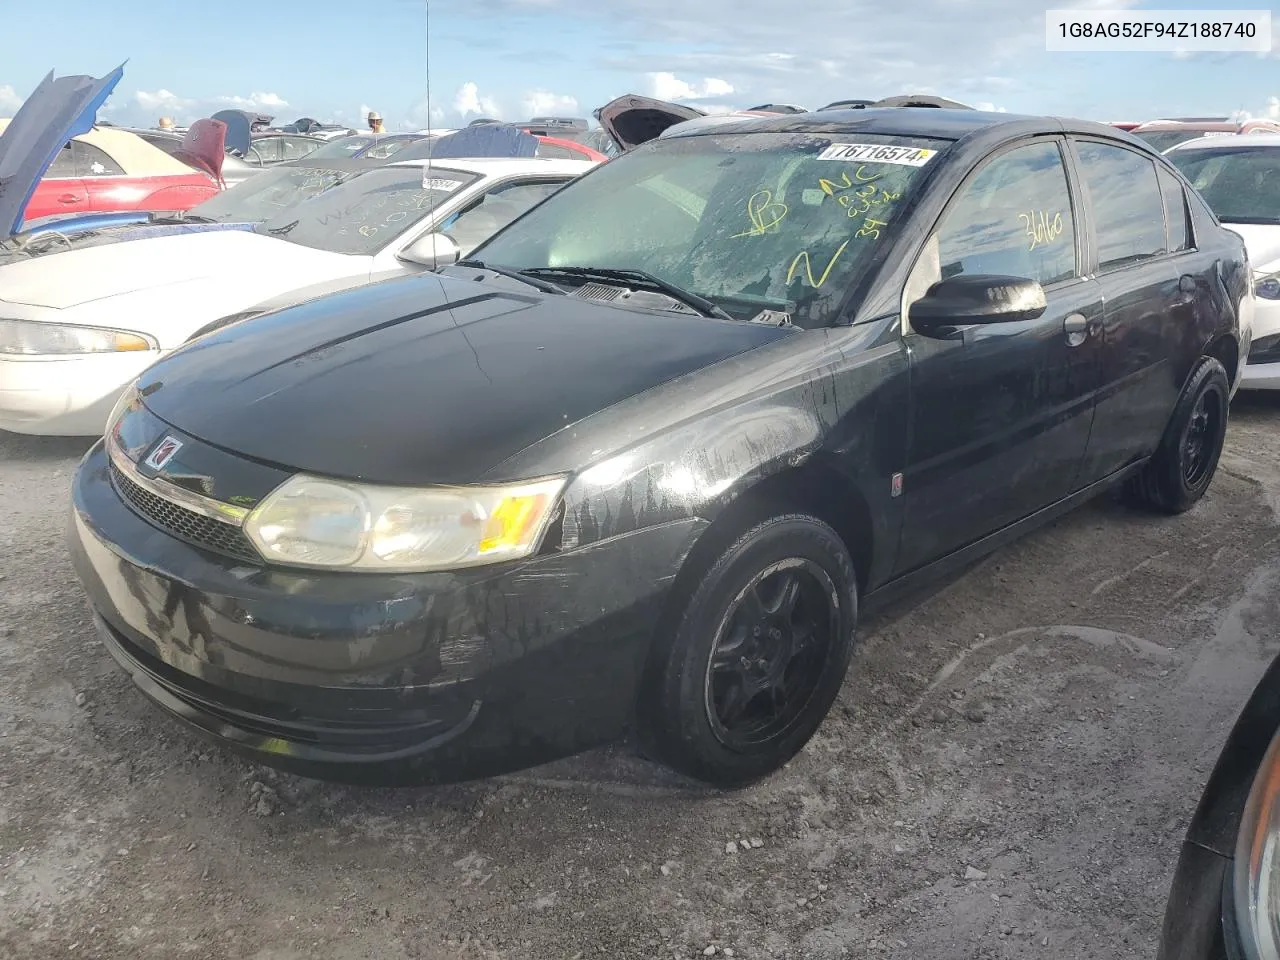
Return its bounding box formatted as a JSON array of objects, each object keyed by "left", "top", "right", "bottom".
[
  {"left": 1241, "top": 297, "right": 1280, "bottom": 391},
  {"left": 0, "top": 352, "right": 160, "bottom": 436}
]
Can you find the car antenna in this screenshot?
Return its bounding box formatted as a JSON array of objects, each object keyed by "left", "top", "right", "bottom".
[{"left": 421, "top": 0, "right": 438, "bottom": 213}]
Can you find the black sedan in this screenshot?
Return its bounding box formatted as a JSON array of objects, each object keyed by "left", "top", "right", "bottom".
[
  {"left": 69, "top": 108, "right": 1252, "bottom": 788},
  {"left": 1159, "top": 649, "right": 1280, "bottom": 959}
]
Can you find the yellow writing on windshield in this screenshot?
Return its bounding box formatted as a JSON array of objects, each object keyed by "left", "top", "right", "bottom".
[
  {"left": 1019, "top": 210, "right": 1065, "bottom": 250},
  {"left": 787, "top": 239, "right": 851, "bottom": 288},
  {"left": 731, "top": 190, "right": 789, "bottom": 237},
  {"left": 856, "top": 218, "right": 888, "bottom": 239}
]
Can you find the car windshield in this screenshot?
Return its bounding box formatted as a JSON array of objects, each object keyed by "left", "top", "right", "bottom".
[
  {"left": 188, "top": 165, "right": 358, "bottom": 222},
  {"left": 253, "top": 165, "right": 482, "bottom": 255},
  {"left": 470, "top": 131, "right": 947, "bottom": 327},
  {"left": 309, "top": 135, "right": 378, "bottom": 159},
  {"left": 1168, "top": 146, "right": 1280, "bottom": 224},
  {"left": 1134, "top": 130, "right": 1219, "bottom": 152}
]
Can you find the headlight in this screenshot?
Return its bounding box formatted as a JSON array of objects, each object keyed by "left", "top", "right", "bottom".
[
  {"left": 1234, "top": 729, "right": 1280, "bottom": 959},
  {"left": 0, "top": 318, "right": 157, "bottom": 355},
  {"left": 243, "top": 474, "right": 567, "bottom": 572},
  {"left": 1255, "top": 272, "right": 1280, "bottom": 301},
  {"left": 105, "top": 382, "right": 141, "bottom": 438}
]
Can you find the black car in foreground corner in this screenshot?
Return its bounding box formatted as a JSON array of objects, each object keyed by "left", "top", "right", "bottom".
[
  {"left": 70, "top": 108, "right": 1251, "bottom": 788},
  {"left": 1159, "top": 649, "right": 1280, "bottom": 959}
]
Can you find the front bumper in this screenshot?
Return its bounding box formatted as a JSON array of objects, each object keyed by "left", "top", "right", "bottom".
[
  {"left": 70, "top": 441, "right": 706, "bottom": 784},
  {"left": 0, "top": 352, "right": 158, "bottom": 436}
]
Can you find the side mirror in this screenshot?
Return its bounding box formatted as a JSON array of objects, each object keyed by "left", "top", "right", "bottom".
[
  {"left": 909, "top": 274, "right": 1047, "bottom": 334},
  {"left": 397, "top": 232, "right": 461, "bottom": 268}
]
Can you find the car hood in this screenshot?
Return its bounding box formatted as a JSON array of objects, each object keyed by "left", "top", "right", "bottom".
[
  {"left": 0, "top": 229, "right": 357, "bottom": 309},
  {"left": 0, "top": 63, "right": 125, "bottom": 238},
  {"left": 136, "top": 273, "right": 795, "bottom": 485},
  {"left": 171, "top": 118, "right": 226, "bottom": 182},
  {"left": 1223, "top": 223, "right": 1280, "bottom": 272},
  {"left": 594, "top": 95, "right": 704, "bottom": 151}
]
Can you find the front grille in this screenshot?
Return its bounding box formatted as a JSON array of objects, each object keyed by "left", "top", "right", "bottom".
[{"left": 110, "top": 461, "right": 261, "bottom": 563}]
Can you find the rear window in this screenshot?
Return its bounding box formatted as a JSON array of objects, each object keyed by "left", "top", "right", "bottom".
[{"left": 1167, "top": 146, "right": 1280, "bottom": 225}]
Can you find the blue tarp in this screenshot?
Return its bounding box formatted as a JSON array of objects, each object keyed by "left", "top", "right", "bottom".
[{"left": 427, "top": 125, "right": 538, "bottom": 159}]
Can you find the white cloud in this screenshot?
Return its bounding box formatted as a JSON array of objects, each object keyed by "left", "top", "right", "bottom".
[
  {"left": 648, "top": 72, "right": 735, "bottom": 101},
  {"left": 1234, "top": 97, "right": 1280, "bottom": 122},
  {"left": 453, "top": 81, "right": 502, "bottom": 119},
  {"left": 128, "top": 89, "right": 289, "bottom": 125},
  {"left": 971, "top": 102, "right": 1008, "bottom": 113},
  {"left": 521, "top": 89, "right": 580, "bottom": 117},
  {"left": 0, "top": 84, "right": 23, "bottom": 115}
]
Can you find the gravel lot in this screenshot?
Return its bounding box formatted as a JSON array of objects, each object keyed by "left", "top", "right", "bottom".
[{"left": 3, "top": 395, "right": 1280, "bottom": 960}]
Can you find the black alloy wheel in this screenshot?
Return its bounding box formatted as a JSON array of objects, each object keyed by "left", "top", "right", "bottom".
[
  {"left": 704, "top": 558, "right": 837, "bottom": 750},
  {"left": 1126, "top": 355, "right": 1230, "bottom": 514},
  {"left": 639, "top": 512, "right": 859, "bottom": 788}
]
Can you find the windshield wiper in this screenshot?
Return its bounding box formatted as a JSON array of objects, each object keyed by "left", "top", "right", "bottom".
[
  {"left": 455, "top": 259, "right": 567, "bottom": 296},
  {"left": 520, "top": 266, "right": 736, "bottom": 321},
  {"left": 265, "top": 219, "right": 299, "bottom": 236},
  {"left": 149, "top": 214, "right": 218, "bottom": 225}
]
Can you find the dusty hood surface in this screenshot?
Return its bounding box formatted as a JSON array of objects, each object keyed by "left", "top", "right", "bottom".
[
  {"left": 0, "top": 63, "right": 125, "bottom": 237},
  {"left": 136, "top": 272, "right": 794, "bottom": 485},
  {"left": 0, "top": 229, "right": 358, "bottom": 309}
]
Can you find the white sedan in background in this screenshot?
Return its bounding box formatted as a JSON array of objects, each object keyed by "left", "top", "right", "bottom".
[
  {"left": 0, "top": 155, "right": 595, "bottom": 435},
  {"left": 1168, "top": 135, "right": 1280, "bottom": 389}
]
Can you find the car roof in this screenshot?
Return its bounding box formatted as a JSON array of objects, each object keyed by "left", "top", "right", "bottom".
[
  {"left": 659, "top": 107, "right": 1129, "bottom": 145},
  {"left": 0, "top": 118, "right": 196, "bottom": 177},
  {"left": 1168, "top": 133, "right": 1280, "bottom": 151},
  {"left": 384, "top": 156, "right": 599, "bottom": 175}
]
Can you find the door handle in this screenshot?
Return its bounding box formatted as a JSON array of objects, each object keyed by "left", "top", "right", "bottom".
[
  {"left": 1063, "top": 313, "right": 1092, "bottom": 347},
  {"left": 57, "top": 194, "right": 83, "bottom": 204}
]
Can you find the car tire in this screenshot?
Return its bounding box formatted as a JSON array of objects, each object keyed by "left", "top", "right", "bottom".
[
  {"left": 1125, "top": 355, "right": 1230, "bottom": 515},
  {"left": 638, "top": 512, "right": 859, "bottom": 788}
]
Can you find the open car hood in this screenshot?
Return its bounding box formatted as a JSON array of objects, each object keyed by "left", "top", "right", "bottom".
[
  {"left": 172, "top": 118, "right": 226, "bottom": 183},
  {"left": 211, "top": 109, "right": 273, "bottom": 156},
  {"left": 594, "top": 95, "right": 704, "bottom": 151},
  {"left": 0, "top": 63, "right": 125, "bottom": 239}
]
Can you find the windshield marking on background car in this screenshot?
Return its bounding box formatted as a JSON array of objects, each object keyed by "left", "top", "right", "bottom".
[{"left": 1020, "top": 210, "right": 1066, "bottom": 250}]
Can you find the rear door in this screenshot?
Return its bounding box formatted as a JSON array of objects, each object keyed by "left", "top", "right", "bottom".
[
  {"left": 1067, "top": 137, "right": 1195, "bottom": 483},
  {"left": 76, "top": 140, "right": 135, "bottom": 212},
  {"left": 30, "top": 142, "right": 88, "bottom": 218},
  {"left": 895, "top": 137, "right": 1104, "bottom": 573}
]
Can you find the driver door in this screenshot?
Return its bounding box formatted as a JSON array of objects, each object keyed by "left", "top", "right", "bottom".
[{"left": 894, "top": 137, "right": 1103, "bottom": 574}]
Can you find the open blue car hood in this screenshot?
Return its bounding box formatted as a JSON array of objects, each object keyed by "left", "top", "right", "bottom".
[{"left": 0, "top": 63, "right": 125, "bottom": 238}]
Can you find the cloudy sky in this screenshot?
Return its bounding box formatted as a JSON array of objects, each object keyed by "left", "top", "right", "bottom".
[{"left": 1, "top": 0, "right": 1277, "bottom": 131}]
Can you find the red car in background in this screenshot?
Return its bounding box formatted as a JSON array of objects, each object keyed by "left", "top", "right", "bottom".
[
  {"left": 533, "top": 134, "right": 608, "bottom": 162},
  {"left": 0, "top": 120, "right": 219, "bottom": 222}
]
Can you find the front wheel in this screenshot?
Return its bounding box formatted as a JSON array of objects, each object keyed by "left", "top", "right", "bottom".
[
  {"left": 638, "top": 513, "right": 859, "bottom": 788},
  {"left": 1126, "top": 355, "right": 1230, "bottom": 514}
]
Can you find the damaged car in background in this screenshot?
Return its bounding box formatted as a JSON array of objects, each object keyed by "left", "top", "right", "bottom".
[
  {"left": 68, "top": 106, "right": 1250, "bottom": 789},
  {"left": 0, "top": 76, "right": 599, "bottom": 437},
  {"left": 0, "top": 64, "right": 222, "bottom": 228}
]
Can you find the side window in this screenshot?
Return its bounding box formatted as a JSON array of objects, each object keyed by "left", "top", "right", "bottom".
[
  {"left": 535, "top": 143, "right": 576, "bottom": 160},
  {"left": 46, "top": 142, "right": 77, "bottom": 178},
  {"left": 72, "top": 142, "right": 125, "bottom": 177},
  {"left": 250, "top": 139, "right": 280, "bottom": 163},
  {"left": 932, "top": 140, "right": 1078, "bottom": 288},
  {"left": 436, "top": 180, "right": 567, "bottom": 255},
  {"left": 281, "top": 137, "right": 319, "bottom": 161},
  {"left": 1157, "top": 166, "right": 1191, "bottom": 252},
  {"left": 1073, "top": 140, "right": 1167, "bottom": 269}
]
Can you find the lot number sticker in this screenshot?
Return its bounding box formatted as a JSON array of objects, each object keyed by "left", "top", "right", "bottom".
[
  {"left": 422, "top": 176, "right": 464, "bottom": 191},
  {"left": 818, "top": 143, "right": 937, "bottom": 166}
]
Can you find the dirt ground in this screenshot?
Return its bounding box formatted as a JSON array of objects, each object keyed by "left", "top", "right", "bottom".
[{"left": 3, "top": 396, "right": 1280, "bottom": 960}]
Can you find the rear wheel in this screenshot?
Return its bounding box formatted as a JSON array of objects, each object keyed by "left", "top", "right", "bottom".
[
  {"left": 1125, "top": 356, "right": 1229, "bottom": 514},
  {"left": 638, "top": 513, "right": 859, "bottom": 788}
]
